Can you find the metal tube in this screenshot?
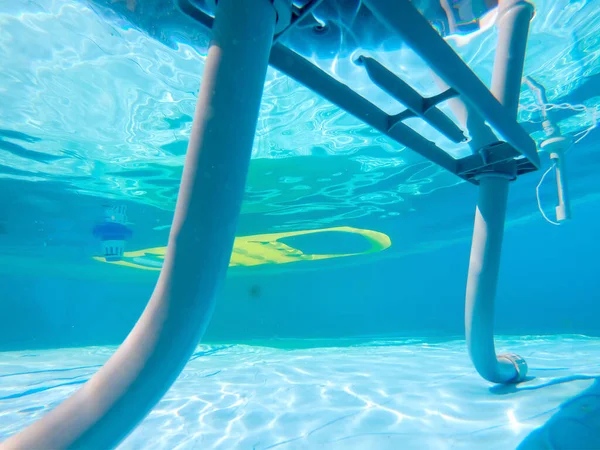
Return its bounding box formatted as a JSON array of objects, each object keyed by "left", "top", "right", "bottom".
[
  {"left": 466, "top": 174, "right": 527, "bottom": 383},
  {"left": 491, "top": 0, "right": 534, "bottom": 118},
  {"left": 464, "top": 0, "right": 534, "bottom": 384},
  {"left": 1, "top": 0, "right": 278, "bottom": 448}
]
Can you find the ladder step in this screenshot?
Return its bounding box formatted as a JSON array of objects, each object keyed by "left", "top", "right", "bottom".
[
  {"left": 269, "top": 43, "right": 459, "bottom": 175},
  {"left": 357, "top": 56, "right": 466, "bottom": 144},
  {"left": 178, "top": 0, "right": 540, "bottom": 183},
  {"left": 363, "top": 0, "right": 540, "bottom": 168}
]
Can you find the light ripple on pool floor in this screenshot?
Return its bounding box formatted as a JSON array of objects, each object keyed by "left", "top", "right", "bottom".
[{"left": 0, "top": 336, "right": 599, "bottom": 449}]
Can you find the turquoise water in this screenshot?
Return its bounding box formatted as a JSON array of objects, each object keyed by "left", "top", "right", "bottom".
[{"left": 1, "top": 0, "right": 600, "bottom": 448}]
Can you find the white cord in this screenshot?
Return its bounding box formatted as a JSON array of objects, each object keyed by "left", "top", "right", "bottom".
[
  {"left": 535, "top": 162, "right": 561, "bottom": 226},
  {"left": 522, "top": 102, "right": 599, "bottom": 147},
  {"left": 572, "top": 104, "right": 598, "bottom": 145}
]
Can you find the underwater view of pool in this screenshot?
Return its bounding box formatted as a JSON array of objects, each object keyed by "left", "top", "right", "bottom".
[{"left": 1, "top": 0, "right": 600, "bottom": 448}]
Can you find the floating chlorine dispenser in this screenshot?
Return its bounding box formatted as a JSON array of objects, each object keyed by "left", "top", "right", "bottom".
[
  {"left": 92, "top": 205, "right": 133, "bottom": 262},
  {"left": 524, "top": 76, "right": 573, "bottom": 224}
]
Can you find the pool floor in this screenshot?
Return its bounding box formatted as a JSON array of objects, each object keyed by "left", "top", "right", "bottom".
[{"left": 1, "top": 336, "right": 599, "bottom": 449}]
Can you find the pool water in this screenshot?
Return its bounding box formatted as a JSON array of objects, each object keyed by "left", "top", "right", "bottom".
[
  {"left": 1, "top": 0, "right": 600, "bottom": 448},
  {"left": 2, "top": 336, "right": 600, "bottom": 449}
]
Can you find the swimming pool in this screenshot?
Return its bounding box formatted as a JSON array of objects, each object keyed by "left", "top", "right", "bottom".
[{"left": 1, "top": 0, "right": 599, "bottom": 448}]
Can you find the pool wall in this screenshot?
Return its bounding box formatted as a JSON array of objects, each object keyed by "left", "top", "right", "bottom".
[{"left": 1, "top": 195, "right": 598, "bottom": 351}]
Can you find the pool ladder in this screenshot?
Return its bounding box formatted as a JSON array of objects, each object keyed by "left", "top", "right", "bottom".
[{"left": 2, "top": 1, "right": 549, "bottom": 448}]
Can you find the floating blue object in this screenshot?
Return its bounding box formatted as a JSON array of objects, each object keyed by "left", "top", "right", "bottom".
[
  {"left": 93, "top": 221, "right": 133, "bottom": 241},
  {"left": 92, "top": 205, "right": 133, "bottom": 262}
]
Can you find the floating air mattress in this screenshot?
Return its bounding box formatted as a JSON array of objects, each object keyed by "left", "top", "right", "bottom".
[{"left": 93, "top": 226, "right": 392, "bottom": 271}]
